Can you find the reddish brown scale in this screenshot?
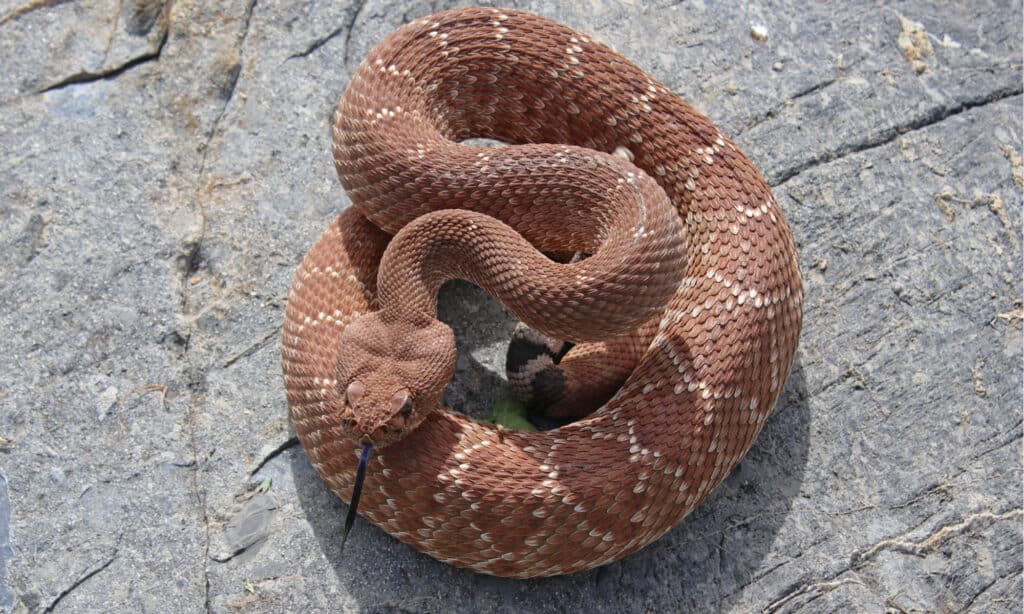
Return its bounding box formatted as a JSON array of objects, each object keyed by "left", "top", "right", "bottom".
[{"left": 283, "top": 8, "right": 803, "bottom": 578}]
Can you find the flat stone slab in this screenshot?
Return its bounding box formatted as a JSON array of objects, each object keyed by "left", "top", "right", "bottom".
[{"left": 0, "top": 0, "right": 1020, "bottom": 612}]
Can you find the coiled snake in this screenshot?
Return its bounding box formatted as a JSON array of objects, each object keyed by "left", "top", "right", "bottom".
[{"left": 282, "top": 7, "right": 803, "bottom": 578}]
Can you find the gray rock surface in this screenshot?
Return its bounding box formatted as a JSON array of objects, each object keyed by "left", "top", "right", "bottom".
[{"left": 0, "top": 0, "right": 1020, "bottom": 612}]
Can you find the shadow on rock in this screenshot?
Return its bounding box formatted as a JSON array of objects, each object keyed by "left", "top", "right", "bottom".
[{"left": 435, "top": 280, "right": 518, "bottom": 421}]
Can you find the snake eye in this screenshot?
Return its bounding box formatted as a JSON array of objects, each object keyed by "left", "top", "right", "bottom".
[
  {"left": 387, "top": 390, "right": 411, "bottom": 419},
  {"left": 390, "top": 390, "right": 412, "bottom": 416},
  {"left": 388, "top": 390, "right": 413, "bottom": 429},
  {"left": 346, "top": 380, "right": 365, "bottom": 406}
]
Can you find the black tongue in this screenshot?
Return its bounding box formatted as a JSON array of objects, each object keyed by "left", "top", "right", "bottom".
[{"left": 340, "top": 443, "right": 372, "bottom": 553}]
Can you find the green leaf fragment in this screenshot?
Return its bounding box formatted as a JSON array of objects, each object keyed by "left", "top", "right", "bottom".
[{"left": 483, "top": 399, "right": 537, "bottom": 431}]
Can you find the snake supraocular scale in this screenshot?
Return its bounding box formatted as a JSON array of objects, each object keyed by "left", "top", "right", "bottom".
[{"left": 282, "top": 7, "right": 803, "bottom": 578}]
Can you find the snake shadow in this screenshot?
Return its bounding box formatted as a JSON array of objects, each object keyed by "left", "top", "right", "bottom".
[{"left": 290, "top": 283, "right": 811, "bottom": 613}]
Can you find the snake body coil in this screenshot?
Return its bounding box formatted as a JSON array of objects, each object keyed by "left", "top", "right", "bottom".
[{"left": 282, "top": 8, "right": 803, "bottom": 578}]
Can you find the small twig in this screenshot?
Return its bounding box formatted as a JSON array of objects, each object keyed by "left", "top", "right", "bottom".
[{"left": 117, "top": 384, "right": 169, "bottom": 432}]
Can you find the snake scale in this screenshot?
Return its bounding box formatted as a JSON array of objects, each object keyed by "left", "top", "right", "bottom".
[{"left": 282, "top": 7, "right": 803, "bottom": 578}]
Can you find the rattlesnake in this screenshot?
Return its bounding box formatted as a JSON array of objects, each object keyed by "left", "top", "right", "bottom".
[{"left": 282, "top": 7, "right": 803, "bottom": 578}]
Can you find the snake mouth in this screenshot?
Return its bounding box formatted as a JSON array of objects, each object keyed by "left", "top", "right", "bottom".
[
  {"left": 349, "top": 421, "right": 409, "bottom": 449},
  {"left": 340, "top": 443, "right": 372, "bottom": 554}
]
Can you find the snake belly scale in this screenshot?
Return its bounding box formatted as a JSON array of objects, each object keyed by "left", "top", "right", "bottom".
[{"left": 282, "top": 7, "right": 803, "bottom": 578}]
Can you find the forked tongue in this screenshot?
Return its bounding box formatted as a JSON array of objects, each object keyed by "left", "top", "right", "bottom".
[{"left": 340, "top": 443, "right": 372, "bottom": 553}]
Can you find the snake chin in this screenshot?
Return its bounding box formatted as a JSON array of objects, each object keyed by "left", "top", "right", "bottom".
[{"left": 331, "top": 310, "right": 457, "bottom": 447}]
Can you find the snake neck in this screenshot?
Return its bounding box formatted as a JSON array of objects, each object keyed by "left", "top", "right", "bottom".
[{"left": 373, "top": 177, "right": 686, "bottom": 344}]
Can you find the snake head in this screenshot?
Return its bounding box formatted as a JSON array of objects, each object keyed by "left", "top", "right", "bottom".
[{"left": 330, "top": 310, "right": 456, "bottom": 447}]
